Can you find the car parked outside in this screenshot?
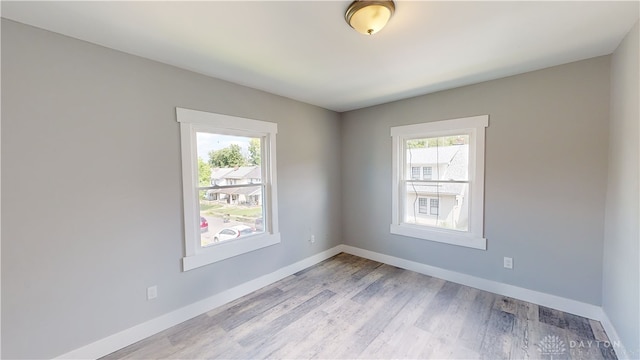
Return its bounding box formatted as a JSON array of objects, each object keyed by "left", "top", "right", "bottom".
[
  {"left": 213, "top": 225, "right": 254, "bottom": 242},
  {"left": 200, "top": 217, "right": 209, "bottom": 233}
]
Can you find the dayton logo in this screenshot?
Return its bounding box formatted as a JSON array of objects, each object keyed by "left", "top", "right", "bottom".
[{"left": 537, "top": 335, "right": 567, "bottom": 359}]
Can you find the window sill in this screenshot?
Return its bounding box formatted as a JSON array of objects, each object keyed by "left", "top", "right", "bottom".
[
  {"left": 390, "top": 224, "right": 486, "bottom": 250},
  {"left": 183, "top": 232, "right": 281, "bottom": 271}
]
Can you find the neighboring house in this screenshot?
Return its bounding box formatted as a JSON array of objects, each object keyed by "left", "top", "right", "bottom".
[
  {"left": 405, "top": 145, "right": 469, "bottom": 230},
  {"left": 205, "top": 166, "right": 262, "bottom": 205}
]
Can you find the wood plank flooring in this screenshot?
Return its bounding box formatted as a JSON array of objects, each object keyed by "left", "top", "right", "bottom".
[{"left": 101, "top": 253, "right": 618, "bottom": 359}]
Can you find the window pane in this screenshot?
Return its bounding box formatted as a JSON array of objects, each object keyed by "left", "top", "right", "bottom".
[
  {"left": 200, "top": 185, "right": 264, "bottom": 247},
  {"left": 418, "top": 198, "right": 428, "bottom": 214},
  {"left": 423, "top": 166, "right": 432, "bottom": 180},
  {"left": 411, "top": 167, "right": 420, "bottom": 180},
  {"left": 195, "top": 132, "right": 264, "bottom": 248},
  {"left": 404, "top": 182, "right": 469, "bottom": 231},
  {"left": 430, "top": 199, "right": 439, "bottom": 215},
  {"left": 406, "top": 135, "right": 469, "bottom": 181},
  {"left": 197, "top": 133, "right": 262, "bottom": 171}
]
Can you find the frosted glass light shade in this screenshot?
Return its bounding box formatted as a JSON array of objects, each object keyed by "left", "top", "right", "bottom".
[{"left": 345, "top": 1, "right": 395, "bottom": 35}]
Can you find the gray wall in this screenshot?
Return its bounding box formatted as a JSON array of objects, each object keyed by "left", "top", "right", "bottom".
[
  {"left": 603, "top": 21, "right": 639, "bottom": 358},
  {"left": 3, "top": 15, "right": 638, "bottom": 360},
  {"left": 1, "top": 19, "right": 342, "bottom": 359},
  {"left": 341, "top": 56, "right": 610, "bottom": 305}
]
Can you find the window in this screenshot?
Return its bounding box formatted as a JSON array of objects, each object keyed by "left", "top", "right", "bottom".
[
  {"left": 418, "top": 198, "right": 429, "bottom": 214},
  {"left": 391, "top": 115, "right": 488, "bottom": 250},
  {"left": 417, "top": 197, "right": 439, "bottom": 216},
  {"left": 411, "top": 167, "right": 420, "bottom": 180},
  {"left": 177, "top": 108, "right": 280, "bottom": 271},
  {"left": 430, "top": 199, "right": 439, "bottom": 215},
  {"left": 423, "top": 166, "right": 433, "bottom": 180}
]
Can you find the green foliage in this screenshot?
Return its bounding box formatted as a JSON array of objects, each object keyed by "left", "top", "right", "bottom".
[
  {"left": 248, "top": 138, "right": 261, "bottom": 166},
  {"left": 205, "top": 206, "right": 262, "bottom": 219},
  {"left": 198, "top": 157, "right": 212, "bottom": 187},
  {"left": 407, "top": 139, "right": 426, "bottom": 148},
  {"left": 209, "top": 144, "right": 246, "bottom": 168},
  {"left": 199, "top": 202, "right": 224, "bottom": 211},
  {"left": 407, "top": 136, "right": 468, "bottom": 148}
]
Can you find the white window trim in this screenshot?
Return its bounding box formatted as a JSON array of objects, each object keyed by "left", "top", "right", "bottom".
[
  {"left": 177, "top": 108, "right": 280, "bottom": 271},
  {"left": 390, "top": 115, "right": 488, "bottom": 250}
]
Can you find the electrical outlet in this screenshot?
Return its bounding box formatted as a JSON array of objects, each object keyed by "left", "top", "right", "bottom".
[
  {"left": 147, "top": 285, "right": 158, "bottom": 300},
  {"left": 310, "top": 235, "right": 315, "bottom": 244},
  {"left": 503, "top": 257, "right": 513, "bottom": 269}
]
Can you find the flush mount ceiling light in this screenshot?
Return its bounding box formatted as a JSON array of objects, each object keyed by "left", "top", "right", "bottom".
[{"left": 345, "top": 0, "right": 395, "bottom": 35}]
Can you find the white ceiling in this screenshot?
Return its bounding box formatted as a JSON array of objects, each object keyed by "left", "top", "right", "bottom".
[{"left": 2, "top": 1, "right": 639, "bottom": 112}]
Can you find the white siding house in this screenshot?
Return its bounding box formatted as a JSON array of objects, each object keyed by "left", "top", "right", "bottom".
[
  {"left": 405, "top": 145, "right": 469, "bottom": 230},
  {"left": 205, "top": 166, "right": 262, "bottom": 205}
]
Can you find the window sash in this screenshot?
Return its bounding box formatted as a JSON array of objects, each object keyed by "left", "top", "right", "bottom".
[
  {"left": 177, "top": 108, "right": 280, "bottom": 271},
  {"left": 390, "top": 115, "right": 487, "bottom": 250},
  {"left": 401, "top": 144, "right": 470, "bottom": 229},
  {"left": 191, "top": 130, "right": 271, "bottom": 243}
]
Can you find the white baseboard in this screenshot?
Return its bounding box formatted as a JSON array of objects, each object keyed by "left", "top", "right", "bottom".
[
  {"left": 598, "top": 311, "right": 631, "bottom": 360},
  {"left": 57, "top": 244, "right": 631, "bottom": 360},
  {"left": 56, "top": 246, "right": 343, "bottom": 360}
]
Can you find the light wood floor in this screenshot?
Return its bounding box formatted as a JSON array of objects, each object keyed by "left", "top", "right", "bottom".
[{"left": 102, "top": 253, "right": 618, "bottom": 359}]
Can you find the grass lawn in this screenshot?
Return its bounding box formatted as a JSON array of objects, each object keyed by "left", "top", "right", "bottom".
[
  {"left": 200, "top": 201, "right": 262, "bottom": 218},
  {"left": 200, "top": 202, "right": 225, "bottom": 212}
]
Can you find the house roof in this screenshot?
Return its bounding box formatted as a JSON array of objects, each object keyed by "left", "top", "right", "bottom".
[
  {"left": 210, "top": 187, "right": 261, "bottom": 196},
  {"left": 211, "top": 166, "right": 261, "bottom": 180},
  {"left": 443, "top": 145, "right": 468, "bottom": 181},
  {"left": 211, "top": 168, "right": 234, "bottom": 179},
  {"left": 406, "top": 183, "right": 465, "bottom": 197}
]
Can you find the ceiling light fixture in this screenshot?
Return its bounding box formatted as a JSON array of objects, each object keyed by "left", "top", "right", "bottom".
[{"left": 345, "top": 0, "right": 395, "bottom": 35}]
